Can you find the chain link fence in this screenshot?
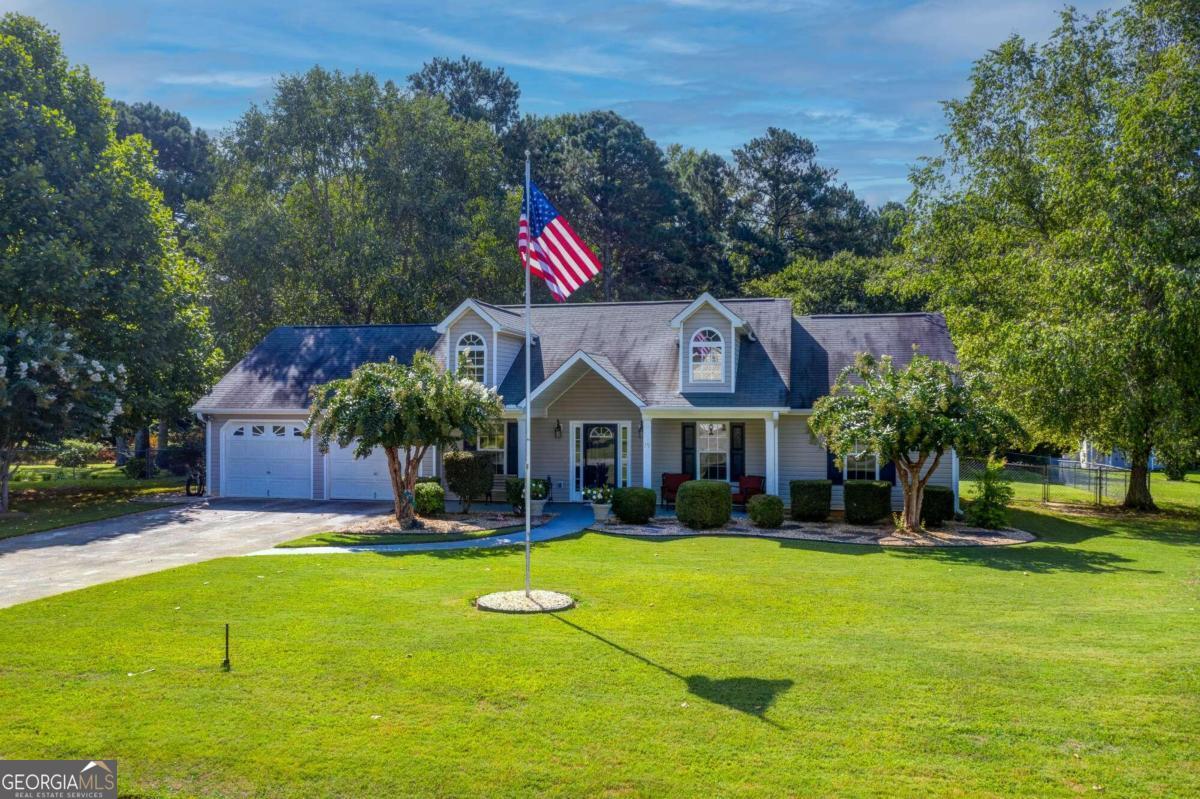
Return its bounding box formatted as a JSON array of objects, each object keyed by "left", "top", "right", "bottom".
[{"left": 960, "top": 454, "right": 1129, "bottom": 506}]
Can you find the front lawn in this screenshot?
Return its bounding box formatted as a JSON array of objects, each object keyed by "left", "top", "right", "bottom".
[
  {"left": 0, "top": 502, "right": 1196, "bottom": 797},
  {"left": 276, "top": 525, "right": 523, "bottom": 548},
  {"left": 0, "top": 476, "right": 184, "bottom": 540}
]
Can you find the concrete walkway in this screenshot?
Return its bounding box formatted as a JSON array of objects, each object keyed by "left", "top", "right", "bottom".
[
  {"left": 0, "top": 499, "right": 386, "bottom": 608},
  {"left": 249, "top": 502, "right": 596, "bottom": 556}
]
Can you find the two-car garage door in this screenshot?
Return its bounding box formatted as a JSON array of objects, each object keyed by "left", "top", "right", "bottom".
[{"left": 222, "top": 420, "right": 420, "bottom": 500}]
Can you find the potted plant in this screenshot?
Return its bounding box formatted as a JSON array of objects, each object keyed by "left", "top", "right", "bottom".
[
  {"left": 583, "top": 485, "right": 614, "bottom": 521},
  {"left": 527, "top": 478, "right": 550, "bottom": 517}
]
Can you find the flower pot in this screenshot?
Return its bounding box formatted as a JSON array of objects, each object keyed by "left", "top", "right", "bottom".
[
  {"left": 528, "top": 498, "right": 548, "bottom": 517},
  {"left": 591, "top": 502, "right": 612, "bottom": 522}
]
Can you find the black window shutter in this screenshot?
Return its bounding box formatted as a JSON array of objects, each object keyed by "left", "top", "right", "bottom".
[
  {"left": 505, "top": 422, "right": 519, "bottom": 475},
  {"left": 879, "top": 458, "right": 896, "bottom": 485},
  {"left": 681, "top": 423, "right": 696, "bottom": 477},
  {"left": 826, "top": 449, "right": 844, "bottom": 485},
  {"left": 730, "top": 423, "right": 746, "bottom": 480}
]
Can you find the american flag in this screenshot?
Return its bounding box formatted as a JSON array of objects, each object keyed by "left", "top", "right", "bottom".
[{"left": 518, "top": 182, "right": 602, "bottom": 301}]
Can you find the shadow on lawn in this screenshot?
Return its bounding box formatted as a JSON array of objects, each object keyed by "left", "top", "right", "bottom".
[
  {"left": 550, "top": 614, "right": 793, "bottom": 727},
  {"left": 889, "top": 542, "right": 1153, "bottom": 574}
]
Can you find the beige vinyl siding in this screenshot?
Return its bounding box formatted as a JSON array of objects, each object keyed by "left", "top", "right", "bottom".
[
  {"left": 680, "top": 306, "right": 734, "bottom": 392},
  {"left": 777, "top": 413, "right": 956, "bottom": 509},
  {"left": 494, "top": 332, "right": 523, "bottom": 388},
  {"left": 529, "top": 371, "right": 643, "bottom": 496},
  {"left": 447, "top": 309, "right": 493, "bottom": 385}
]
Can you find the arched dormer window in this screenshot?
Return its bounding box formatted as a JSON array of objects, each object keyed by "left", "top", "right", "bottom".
[
  {"left": 690, "top": 328, "right": 724, "bottom": 382},
  {"left": 456, "top": 333, "right": 487, "bottom": 383}
]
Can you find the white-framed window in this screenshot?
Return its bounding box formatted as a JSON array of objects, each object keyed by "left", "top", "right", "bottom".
[
  {"left": 456, "top": 333, "right": 487, "bottom": 383},
  {"left": 477, "top": 424, "right": 505, "bottom": 474},
  {"left": 690, "top": 328, "right": 724, "bottom": 382},
  {"left": 845, "top": 448, "right": 879, "bottom": 481},
  {"left": 697, "top": 421, "right": 728, "bottom": 480}
]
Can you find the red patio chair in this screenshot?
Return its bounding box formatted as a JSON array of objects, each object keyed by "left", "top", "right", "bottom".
[
  {"left": 731, "top": 475, "right": 766, "bottom": 506},
  {"left": 661, "top": 473, "right": 692, "bottom": 506}
]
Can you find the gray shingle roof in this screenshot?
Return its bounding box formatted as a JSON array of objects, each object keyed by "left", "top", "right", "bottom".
[
  {"left": 195, "top": 325, "right": 439, "bottom": 410},
  {"left": 193, "top": 302, "right": 957, "bottom": 413},
  {"left": 494, "top": 299, "right": 793, "bottom": 407},
  {"left": 789, "top": 313, "right": 957, "bottom": 409}
]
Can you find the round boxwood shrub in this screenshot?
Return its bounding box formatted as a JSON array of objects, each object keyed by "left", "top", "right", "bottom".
[
  {"left": 612, "top": 487, "right": 656, "bottom": 524},
  {"left": 748, "top": 494, "right": 784, "bottom": 528},
  {"left": 790, "top": 479, "right": 831, "bottom": 522},
  {"left": 675, "top": 479, "right": 732, "bottom": 530},
  {"left": 414, "top": 482, "right": 445, "bottom": 516},
  {"left": 843, "top": 479, "right": 892, "bottom": 524},
  {"left": 921, "top": 485, "right": 955, "bottom": 528},
  {"left": 122, "top": 457, "right": 148, "bottom": 480}
]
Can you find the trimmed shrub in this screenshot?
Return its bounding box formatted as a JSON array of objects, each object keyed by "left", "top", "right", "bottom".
[
  {"left": 843, "top": 480, "right": 891, "bottom": 524},
  {"left": 442, "top": 450, "right": 494, "bottom": 512},
  {"left": 966, "top": 456, "right": 1014, "bottom": 529},
  {"left": 415, "top": 475, "right": 441, "bottom": 485},
  {"left": 414, "top": 482, "right": 445, "bottom": 516},
  {"left": 790, "top": 479, "right": 832, "bottom": 521},
  {"left": 505, "top": 476, "right": 549, "bottom": 512},
  {"left": 612, "top": 487, "right": 656, "bottom": 524},
  {"left": 748, "top": 494, "right": 784, "bottom": 528},
  {"left": 921, "top": 485, "right": 955, "bottom": 527},
  {"left": 676, "top": 479, "right": 732, "bottom": 530},
  {"left": 122, "top": 457, "right": 148, "bottom": 480},
  {"left": 55, "top": 439, "right": 103, "bottom": 468}
]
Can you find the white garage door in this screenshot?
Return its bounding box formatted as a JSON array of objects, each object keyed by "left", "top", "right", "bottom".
[
  {"left": 328, "top": 442, "right": 395, "bottom": 500},
  {"left": 223, "top": 422, "right": 311, "bottom": 499}
]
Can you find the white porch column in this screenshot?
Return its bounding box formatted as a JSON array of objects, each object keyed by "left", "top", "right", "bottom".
[
  {"left": 517, "top": 417, "right": 528, "bottom": 478},
  {"left": 951, "top": 448, "right": 960, "bottom": 513},
  {"left": 765, "top": 412, "right": 779, "bottom": 497},
  {"left": 641, "top": 415, "right": 653, "bottom": 491}
]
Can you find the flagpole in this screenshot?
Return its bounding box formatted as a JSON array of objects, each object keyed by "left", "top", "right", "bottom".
[{"left": 523, "top": 149, "right": 533, "bottom": 598}]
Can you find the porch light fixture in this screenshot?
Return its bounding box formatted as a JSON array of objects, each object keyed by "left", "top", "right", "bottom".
[{"left": 554, "top": 419, "right": 562, "bottom": 439}]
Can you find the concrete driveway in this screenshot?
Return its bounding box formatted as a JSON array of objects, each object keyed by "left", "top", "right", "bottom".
[{"left": 0, "top": 499, "right": 387, "bottom": 609}]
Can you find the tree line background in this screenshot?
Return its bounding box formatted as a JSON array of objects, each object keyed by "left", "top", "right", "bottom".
[{"left": 2, "top": 0, "right": 1198, "bottom": 507}]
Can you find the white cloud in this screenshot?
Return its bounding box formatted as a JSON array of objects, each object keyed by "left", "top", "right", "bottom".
[
  {"left": 157, "top": 71, "right": 276, "bottom": 88},
  {"left": 877, "top": 0, "right": 1114, "bottom": 59}
]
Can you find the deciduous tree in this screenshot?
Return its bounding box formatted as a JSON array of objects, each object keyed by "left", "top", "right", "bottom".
[
  {"left": 905, "top": 1, "right": 1200, "bottom": 509},
  {"left": 305, "top": 352, "right": 503, "bottom": 526},
  {"left": 810, "top": 352, "right": 1020, "bottom": 533}
]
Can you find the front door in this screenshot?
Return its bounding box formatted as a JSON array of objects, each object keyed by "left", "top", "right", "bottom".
[{"left": 572, "top": 422, "right": 622, "bottom": 501}]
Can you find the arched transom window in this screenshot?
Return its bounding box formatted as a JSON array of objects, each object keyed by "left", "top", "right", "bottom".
[
  {"left": 690, "top": 328, "right": 724, "bottom": 382},
  {"left": 456, "top": 333, "right": 487, "bottom": 383}
]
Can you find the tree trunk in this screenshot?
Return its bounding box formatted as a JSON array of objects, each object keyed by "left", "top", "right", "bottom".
[
  {"left": 384, "top": 447, "right": 417, "bottom": 528},
  {"left": 1123, "top": 447, "right": 1157, "bottom": 511},
  {"left": 156, "top": 417, "right": 171, "bottom": 469},
  {"left": 0, "top": 447, "right": 11, "bottom": 514}
]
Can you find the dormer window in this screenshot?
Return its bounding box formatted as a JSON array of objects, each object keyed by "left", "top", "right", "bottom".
[
  {"left": 456, "top": 333, "right": 487, "bottom": 383},
  {"left": 690, "top": 328, "right": 724, "bottom": 382}
]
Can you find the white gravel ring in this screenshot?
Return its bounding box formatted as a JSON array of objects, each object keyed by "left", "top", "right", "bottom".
[{"left": 476, "top": 589, "right": 575, "bottom": 613}]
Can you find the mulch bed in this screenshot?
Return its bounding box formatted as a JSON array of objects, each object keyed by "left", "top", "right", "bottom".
[
  {"left": 598, "top": 516, "right": 1034, "bottom": 547},
  {"left": 343, "top": 510, "right": 552, "bottom": 536}
]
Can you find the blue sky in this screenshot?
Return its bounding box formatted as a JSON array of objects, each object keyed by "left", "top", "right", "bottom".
[{"left": 5, "top": 0, "right": 1112, "bottom": 203}]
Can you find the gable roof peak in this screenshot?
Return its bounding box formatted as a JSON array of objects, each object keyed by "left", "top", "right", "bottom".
[
  {"left": 433, "top": 298, "right": 525, "bottom": 336},
  {"left": 669, "top": 292, "right": 747, "bottom": 330}
]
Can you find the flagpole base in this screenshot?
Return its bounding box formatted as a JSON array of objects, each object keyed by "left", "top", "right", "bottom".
[{"left": 476, "top": 589, "right": 574, "bottom": 614}]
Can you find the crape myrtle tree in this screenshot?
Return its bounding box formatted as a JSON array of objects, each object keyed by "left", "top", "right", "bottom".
[
  {"left": 809, "top": 352, "right": 1021, "bottom": 534},
  {"left": 0, "top": 318, "right": 124, "bottom": 513},
  {"left": 305, "top": 352, "right": 503, "bottom": 527},
  {"left": 904, "top": 1, "right": 1200, "bottom": 509}
]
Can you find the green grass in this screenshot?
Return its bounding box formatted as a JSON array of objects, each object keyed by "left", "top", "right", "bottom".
[
  {"left": 276, "top": 524, "right": 523, "bottom": 548},
  {"left": 964, "top": 468, "right": 1200, "bottom": 509},
  {"left": 0, "top": 476, "right": 184, "bottom": 540},
  {"left": 0, "top": 497, "right": 1197, "bottom": 797}
]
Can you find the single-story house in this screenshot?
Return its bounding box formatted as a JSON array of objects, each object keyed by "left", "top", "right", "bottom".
[{"left": 191, "top": 293, "right": 961, "bottom": 510}]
